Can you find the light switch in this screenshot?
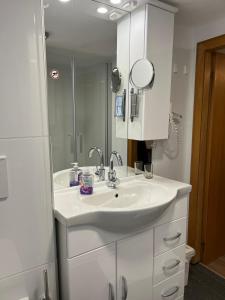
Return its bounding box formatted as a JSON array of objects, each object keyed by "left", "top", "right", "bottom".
[
  {"left": 0, "top": 156, "right": 8, "bottom": 199},
  {"left": 183, "top": 64, "right": 189, "bottom": 75},
  {"left": 173, "top": 63, "right": 178, "bottom": 73}
]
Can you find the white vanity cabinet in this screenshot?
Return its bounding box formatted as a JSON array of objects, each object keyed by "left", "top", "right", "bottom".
[
  {"left": 56, "top": 189, "right": 190, "bottom": 300},
  {"left": 59, "top": 228, "right": 154, "bottom": 300},
  {"left": 66, "top": 244, "right": 116, "bottom": 300},
  {"left": 117, "top": 230, "right": 154, "bottom": 300}
]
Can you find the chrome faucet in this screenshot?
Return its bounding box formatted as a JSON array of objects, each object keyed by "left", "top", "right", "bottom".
[
  {"left": 107, "top": 151, "right": 123, "bottom": 189},
  {"left": 88, "top": 147, "right": 105, "bottom": 181}
]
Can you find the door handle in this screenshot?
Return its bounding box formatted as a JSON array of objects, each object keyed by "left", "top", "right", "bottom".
[
  {"left": 108, "top": 282, "right": 115, "bottom": 300},
  {"left": 40, "top": 269, "right": 51, "bottom": 300},
  {"left": 121, "top": 276, "right": 128, "bottom": 300},
  {"left": 161, "top": 286, "right": 179, "bottom": 298},
  {"left": 67, "top": 134, "right": 74, "bottom": 153},
  {"left": 163, "top": 232, "right": 182, "bottom": 242}
]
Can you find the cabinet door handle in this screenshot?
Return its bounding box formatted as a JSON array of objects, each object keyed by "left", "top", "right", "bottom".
[
  {"left": 108, "top": 283, "right": 115, "bottom": 300},
  {"left": 122, "top": 276, "right": 128, "bottom": 300},
  {"left": 161, "top": 286, "right": 179, "bottom": 298},
  {"left": 163, "top": 259, "right": 181, "bottom": 271},
  {"left": 41, "top": 269, "right": 51, "bottom": 300},
  {"left": 163, "top": 232, "right": 182, "bottom": 242}
]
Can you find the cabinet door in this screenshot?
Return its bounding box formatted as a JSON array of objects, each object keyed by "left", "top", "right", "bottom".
[
  {"left": 117, "top": 230, "right": 154, "bottom": 300},
  {"left": 67, "top": 244, "right": 116, "bottom": 300},
  {"left": 0, "top": 264, "right": 56, "bottom": 300}
]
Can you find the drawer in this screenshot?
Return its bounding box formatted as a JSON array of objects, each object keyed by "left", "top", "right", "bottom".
[
  {"left": 153, "top": 245, "right": 185, "bottom": 285},
  {"left": 154, "top": 218, "right": 187, "bottom": 256},
  {"left": 154, "top": 195, "right": 188, "bottom": 227},
  {"left": 153, "top": 271, "right": 185, "bottom": 300}
]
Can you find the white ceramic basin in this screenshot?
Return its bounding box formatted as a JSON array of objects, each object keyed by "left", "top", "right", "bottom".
[
  {"left": 54, "top": 176, "right": 190, "bottom": 231},
  {"left": 53, "top": 166, "right": 134, "bottom": 190}
]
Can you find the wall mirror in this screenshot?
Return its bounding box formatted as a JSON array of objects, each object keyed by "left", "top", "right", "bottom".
[
  {"left": 130, "top": 58, "right": 155, "bottom": 89},
  {"left": 44, "top": 0, "right": 131, "bottom": 189}
]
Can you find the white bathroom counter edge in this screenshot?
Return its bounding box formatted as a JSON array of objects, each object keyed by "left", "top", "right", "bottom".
[{"left": 53, "top": 175, "right": 192, "bottom": 227}]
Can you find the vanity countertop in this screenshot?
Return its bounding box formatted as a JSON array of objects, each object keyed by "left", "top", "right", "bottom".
[{"left": 54, "top": 175, "right": 191, "bottom": 229}]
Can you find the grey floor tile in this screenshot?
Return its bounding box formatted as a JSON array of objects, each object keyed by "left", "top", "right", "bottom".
[{"left": 184, "top": 264, "right": 225, "bottom": 300}]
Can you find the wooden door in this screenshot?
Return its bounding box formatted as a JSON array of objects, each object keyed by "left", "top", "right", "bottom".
[{"left": 202, "top": 52, "right": 225, "bottom": 264}]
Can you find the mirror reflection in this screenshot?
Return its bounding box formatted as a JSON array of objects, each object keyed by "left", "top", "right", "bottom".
[{"left": 45, "top": 0, "right": 130, "bottom": 189}]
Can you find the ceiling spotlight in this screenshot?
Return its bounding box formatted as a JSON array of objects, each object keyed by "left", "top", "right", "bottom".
[
  {"left": 58, "top": 0, "right": 71, "bottom": 3},
  {"left": 122, "top": 1, "right": 137, "bottom": 10},
  {"left": 109, "top": 11, "right": 122, "bottom": 20},
  {"left": 97, "top": 7, "right": 108, "bottom": 14},
  {"left": 110, "top": 0, "right": 122, "bottom": 4}
]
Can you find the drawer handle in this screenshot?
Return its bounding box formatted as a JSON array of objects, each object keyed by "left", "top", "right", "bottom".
[
  {"left": 108, "top": 282, "right": 115, "bottom": 300},
  {"left": 161, "top": 286, "right": 179, "bottom": 298},
  {"left": 163, "top": 232, "right": 182, "bottom": 242},
  {"left": 163, "top": 259, "right": 181, "bottom": 271},
  {"left": 122, "top": 276, "right": 128, "bottom": 300}
]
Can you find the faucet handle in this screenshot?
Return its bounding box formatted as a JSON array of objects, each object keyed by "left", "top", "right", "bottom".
[
  {"left": 88, "top": 147, "right": 104, "bottom": 165},
  {"left": 95, "top": 166, "right": 100, "bottom": 176},
  {"left": 107, "top": 151, "right": 123, "bottom": 188},
  {"left": 88, "top": 146, "right": 105, "bottom": 181},
  {"left": 110, "top": 151, "right": 123, "bottom": 166}
]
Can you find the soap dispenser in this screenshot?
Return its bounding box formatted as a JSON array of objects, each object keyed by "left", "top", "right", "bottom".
[{"left": 69, "top": 162, "right": 82, "bottom": 187}]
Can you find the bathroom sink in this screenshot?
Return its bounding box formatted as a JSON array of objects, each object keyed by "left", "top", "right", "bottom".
[
  {"left": 54, "top": 176, "right": 190, "bottom": 231},
  {"left": 53, "top": 166, "right": 134, "bottom": 190}
]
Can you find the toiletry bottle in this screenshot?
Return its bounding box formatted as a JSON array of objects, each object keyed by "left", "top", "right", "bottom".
[
  {"left": 80, "top": 169, "right": 94, "bottom": 195},
  {"left": 69, "top": 162, "right": 81, "bottom": 187}
]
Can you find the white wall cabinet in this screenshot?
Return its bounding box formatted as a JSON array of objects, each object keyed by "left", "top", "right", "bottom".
[
  {"left": 115, "top": 14, "right": 130, "bottom": 139},
  {"left": 57, "top": 194, "right": 189, "bottom": 300},
  {"left": 128, "top": 3, "right": 176, "bottom": 141},
  {"left": 116, "top": 2, "right": 176, "bottom": 141}
]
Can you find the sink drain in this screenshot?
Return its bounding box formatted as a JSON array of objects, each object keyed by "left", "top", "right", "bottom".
[{"left": 114, "top": 193, "right": 119, "bottom": 198}]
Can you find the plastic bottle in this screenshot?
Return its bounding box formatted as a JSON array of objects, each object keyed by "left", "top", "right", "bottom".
[
  {"left": 69, "top": 162, "right": 82, "bottom": 187},
  {"left": 80, "top": 169, "right": 94, "bottom": 195}
]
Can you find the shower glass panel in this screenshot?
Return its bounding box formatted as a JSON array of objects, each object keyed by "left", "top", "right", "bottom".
[
  {"left": 47, "top": 52, "right": 75, "bottom": 172},
  {"left": 75, "top": 63, "right": 110, "bottom": 167},
  {"left": 47, "top": 49, "right": 111, "bottom": 172}
]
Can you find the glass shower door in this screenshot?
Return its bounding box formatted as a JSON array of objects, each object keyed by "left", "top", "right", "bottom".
[
  {"left": 47, "top": 51, "right": 76, "bottom": 172},
  {"left": 75, "top": 63, "right": 109, "bottom": 167}
]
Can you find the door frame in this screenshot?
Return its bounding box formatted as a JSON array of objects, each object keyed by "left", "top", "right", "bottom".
[{"left": 189, "top": 34, "right": 225, "bottom": 263}]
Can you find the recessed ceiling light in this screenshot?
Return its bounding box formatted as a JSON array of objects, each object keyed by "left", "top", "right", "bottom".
[
  {"left": 109, "top": 11, "right": 122, "bottom": 20},
  {"left": 97, "top": 7, "right": 108, "bottom": 14},
  {"left": 122, "top": 1, "right": 137, "bottom": 10},
  {"left": 110, "top": 0, "right": 122, "bottom": 4},
  {"left": 58, "top": 0, "right": 71, "bottom": 3}
]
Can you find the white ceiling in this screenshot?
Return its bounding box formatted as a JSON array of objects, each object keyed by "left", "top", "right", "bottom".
[
  {"left": 162, "top": 0, "right": 225, "bottom": 26},
  {"left": 44, "top": 0, "right": 225, "bottom": 62},
  {"left": 45, "top": 0, "right": 118, "bottom": 60}
]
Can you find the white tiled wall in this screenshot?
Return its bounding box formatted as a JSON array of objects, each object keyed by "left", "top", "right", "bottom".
[{"left": 0, "top": 0, "right": 56, "bottom": 298}]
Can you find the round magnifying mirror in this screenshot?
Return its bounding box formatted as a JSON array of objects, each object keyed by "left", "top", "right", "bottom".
[
  {"left": 130, "top": 59, "right": 155, "bottom": 89},
  {"left": 111, "top": 67, "right": 121, "bottom": 93}
]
